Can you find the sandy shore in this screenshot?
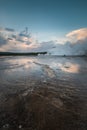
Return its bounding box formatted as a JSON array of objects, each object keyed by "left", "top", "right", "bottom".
[{"left": 0, "top": 56, "right": 87, "bottom": 130}]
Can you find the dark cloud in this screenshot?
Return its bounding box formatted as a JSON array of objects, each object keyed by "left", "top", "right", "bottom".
[
  {"left": 7, "top": 38, "right": 13, "bottom": 41},
  {"left": 13, "top": 28, "right": 32, "bottom": 43},
  {"left": 12, "top": 35, "right": 16, "bottom": 39},
  {"left": 26, "top": 41, "right": 32, "bottom": 45},
  {"left": 16, "top": 38, "right": 25, "bottom": 43},
  {"left": 5, "top": 28, "right": 15, "bottom": 32},
  {"left": 19, "top": 27, "right": 31, "bottom": 38},
  {"left": 19, "top": 33, "right": 29, "bottom": 37},
  {"left": 0, "top": 35, "right": 8, "bottom": 46}
]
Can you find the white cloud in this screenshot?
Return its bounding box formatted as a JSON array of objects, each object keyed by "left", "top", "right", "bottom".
[
  {"left": 66, "top": 28, "right": 87, "bottom": 43},
  {"left": 48, "top": 28, "right": 87, "bottom": 55}
]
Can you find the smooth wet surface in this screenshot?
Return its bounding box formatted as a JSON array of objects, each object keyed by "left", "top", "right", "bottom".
[{"left": 0, "top": 56, "right": 87, "bottom": 130}]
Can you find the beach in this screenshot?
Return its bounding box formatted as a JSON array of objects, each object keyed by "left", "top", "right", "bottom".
[{"left": 0, "top": 56, "right": 87, "bottom": 130}]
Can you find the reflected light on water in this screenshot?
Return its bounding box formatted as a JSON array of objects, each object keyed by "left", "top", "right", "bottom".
[
  {"left": 58, "top": 63, "right": 79, "bottom": 73},
  {"left": 2, "top": 57, "right": 81, "bottom": 75},
  {"left": 5, "top": 57, "right": 38, "bottom": 69}
]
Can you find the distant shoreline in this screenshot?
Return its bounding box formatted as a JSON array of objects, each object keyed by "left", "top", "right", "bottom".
[
  {"left": 0, "top": 52, "right": 47, "bottom": 56},
  {"left": 0, "top": 52, "right": 87, "bottom": 57}
]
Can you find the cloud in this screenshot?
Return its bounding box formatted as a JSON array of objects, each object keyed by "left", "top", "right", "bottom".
[
  {"left": 0, "top": 27, "right": 87, "bottom": 55},
  {"left": 66, "top": 28, "right": 87, "bottom": 43},
  {"left": 66, "top": 28, "right": 87, "bottom": 55},
  {"left": 34, "top": 41, "right": 56, "bottom": 51},
  {"left": 48, "top": 28, "right": 87, "bottom": 55},
  {"left": 0, "top": 27, "right": 39, "bottom": 52},
  {"left": 0, "top": 27, "right": 15, "bottom": 33},
  {"left": 19, "top": 27, "right": 30, "bottom": 37},
  {"left": 11, "top": 28, "right": 33, "bottom": 44},
  {"left": 0, "top": 33, "right": 8, "bottom": 46},
  {"left": 5, "top": 28, "right": 15, "bottom": 32}
]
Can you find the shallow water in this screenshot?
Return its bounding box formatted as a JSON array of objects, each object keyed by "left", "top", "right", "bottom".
[{"left": 0, "top": 56, "right": 87, "bottom": 130}]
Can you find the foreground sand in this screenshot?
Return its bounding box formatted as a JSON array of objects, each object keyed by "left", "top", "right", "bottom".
[{"left": 0, "top": 56, "right": 87, "bottom": 130}]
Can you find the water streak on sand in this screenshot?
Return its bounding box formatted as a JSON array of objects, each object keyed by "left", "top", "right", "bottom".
[{"left": 34, "top": 62, "right": 56, "bottom": 78}]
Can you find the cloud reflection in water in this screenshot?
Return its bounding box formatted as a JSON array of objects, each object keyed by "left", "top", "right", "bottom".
[{"left": 58, "top": 63, "right": 79, "bottom": 73}]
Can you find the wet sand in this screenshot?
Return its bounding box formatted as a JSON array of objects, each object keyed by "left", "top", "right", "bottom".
[{"left": 0, "top": 56, "right": 87, "bottom": 130}]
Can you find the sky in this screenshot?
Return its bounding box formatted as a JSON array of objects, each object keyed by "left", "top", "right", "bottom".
[{"left": 0, "top": 0, "right": 87, "bottom": 54}]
